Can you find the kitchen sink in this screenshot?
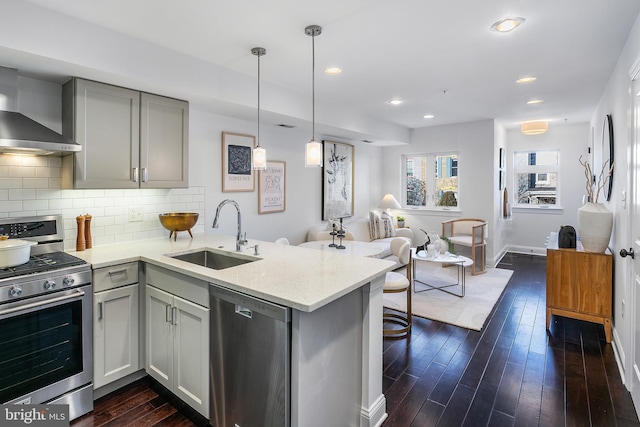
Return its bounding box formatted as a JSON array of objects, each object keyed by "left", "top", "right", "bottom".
[{"left": 169, "top": 249, "right": 256, "bottom": 270}]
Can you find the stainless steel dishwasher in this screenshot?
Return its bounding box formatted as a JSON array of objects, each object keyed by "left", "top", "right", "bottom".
[{"left": 210, "top": 284, "right": 291, "bottom": 427}]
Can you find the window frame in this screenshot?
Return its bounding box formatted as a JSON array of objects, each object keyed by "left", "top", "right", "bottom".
[
  {"left": 512, "top": 149, "right": 561, "bottom": 209},
  {"left": 401, "top": 151, "right": 460, "bottom": 210}
]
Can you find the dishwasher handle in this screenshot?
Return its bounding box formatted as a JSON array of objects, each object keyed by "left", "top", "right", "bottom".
[
  {"left": 210, "top": 284, "right": 290, "bottom": 323},
  {"left": 235, "top": 305, "right": 253, "bottom": 319}
]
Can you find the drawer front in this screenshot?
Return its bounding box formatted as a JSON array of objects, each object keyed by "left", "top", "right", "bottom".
[{"left": 94, "top": 262, "right": 139, "bottom": 292}]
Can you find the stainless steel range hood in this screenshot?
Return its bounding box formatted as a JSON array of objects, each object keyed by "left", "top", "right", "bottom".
[{"left": 0, "top": 110, "right": 81, "bottom": 155}]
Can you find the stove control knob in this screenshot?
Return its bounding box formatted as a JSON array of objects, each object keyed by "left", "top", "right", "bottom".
[
  {"left": 63, "top": 276, "right": 75, "bottom": 287},
  {"left": 9, "top": 285, "right": 22, "bottom": 298},
  {"left": 44, "top": 280, "right": 56, "bottom": 290}
]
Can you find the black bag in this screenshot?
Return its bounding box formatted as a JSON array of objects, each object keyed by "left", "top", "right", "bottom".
[{"left": 558, "top": 225, "right": 576, "bottom": 248}]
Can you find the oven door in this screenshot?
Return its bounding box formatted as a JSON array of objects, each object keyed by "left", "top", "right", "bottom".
[{"left": 0, "top": 284, "right": 93, "bottom": 407}]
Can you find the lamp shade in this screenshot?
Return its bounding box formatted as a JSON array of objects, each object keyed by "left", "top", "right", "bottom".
[
  {"left": 305, "top": 139, "right": 323, "bottom": 167},
  {"left": 253, "top": 146, "right": 266, "bottom": 170},
  {"left": 521, "top": 121, "right": 548, "bottom": 135},
  {"left": 379, "top": 193, "right": 402, "bottom": 210}
]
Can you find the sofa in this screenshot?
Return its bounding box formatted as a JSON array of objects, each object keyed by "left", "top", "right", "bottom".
[{"left": 307, "top": 215, "right": 414, "bottom": 267}]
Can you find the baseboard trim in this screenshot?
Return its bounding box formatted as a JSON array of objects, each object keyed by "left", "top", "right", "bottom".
[{"left": 360, "top": 394, "right": 387, "bottom": 427}]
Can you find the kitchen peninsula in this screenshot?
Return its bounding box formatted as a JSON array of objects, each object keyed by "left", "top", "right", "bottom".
[{"left": 72, "top": 232, "right": 394, "bottom": 427}]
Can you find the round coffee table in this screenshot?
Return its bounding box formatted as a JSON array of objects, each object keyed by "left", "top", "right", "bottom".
[{"left": 411, "top": 248, "right": 473, "bottom": 297}]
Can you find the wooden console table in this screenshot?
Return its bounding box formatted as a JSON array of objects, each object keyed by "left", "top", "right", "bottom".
[{"left": 546, "top": 232, "right": 613, "bottom": 342}]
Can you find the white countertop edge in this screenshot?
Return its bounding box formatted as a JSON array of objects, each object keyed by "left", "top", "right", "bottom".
[{"left": 70, "top": 234, "right": 396, "bottom": 312}]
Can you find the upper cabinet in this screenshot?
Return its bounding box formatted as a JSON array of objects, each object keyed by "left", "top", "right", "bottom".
[{"left": 61, "top": 78, "right": 189, "bottom": 189}]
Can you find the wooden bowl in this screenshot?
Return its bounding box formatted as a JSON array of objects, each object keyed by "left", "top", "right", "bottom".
[{"left": 159, "top": 212, "right": 199, "bottom": 240}]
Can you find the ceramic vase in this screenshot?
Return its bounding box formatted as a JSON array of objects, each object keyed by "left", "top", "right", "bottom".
[{"left": 577, "top": 202, "right": 613, "bottom": 253}]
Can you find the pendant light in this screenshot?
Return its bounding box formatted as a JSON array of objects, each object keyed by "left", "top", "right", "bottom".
[
  {"left": 305, "top": 25, "right": 323, "bottom": 167},
  {"left": 252, "top": 47, "right": 267, "bottom": 170}
]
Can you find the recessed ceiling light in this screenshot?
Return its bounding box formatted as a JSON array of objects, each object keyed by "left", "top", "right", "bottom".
[
  {"left": 324, "top": 67, "right": 342, "bottom": 75},
  {"left": 527, "top": 99, "right": 544, "bottom": 105},
  {"left": 388, "top": 99, "right": 403, "bottom": 105},
  {"left": 423, "top": 114, "right": 435, "bottom": 119},
  {"left": 516, "top": 76, "right": 536, "bottom": 84},
  {"left": 490, "top": 17, "right": 525, "bottom": 32}
]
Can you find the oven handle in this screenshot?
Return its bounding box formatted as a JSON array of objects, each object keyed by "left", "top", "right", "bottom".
[{"left": 0, "top": 289, "right": 86, "bottom": 317}]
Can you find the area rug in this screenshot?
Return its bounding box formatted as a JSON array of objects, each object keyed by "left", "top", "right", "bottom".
[{"left": 382, "top": 263, "right": 514, "bottom": 331}]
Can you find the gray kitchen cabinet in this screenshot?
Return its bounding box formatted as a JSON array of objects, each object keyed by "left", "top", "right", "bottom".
[
  {"left": 145, "top": 265, "right": 209, "bottom": 418},
  {"left": 93, "top": 262, "right": 140, "bottom": 389},
  {"left": 62, "top": 78, "right": 188, "bottom": 189}
]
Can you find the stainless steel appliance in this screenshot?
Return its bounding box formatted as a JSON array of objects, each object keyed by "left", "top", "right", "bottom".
[
  {"left": 210, "top": 285, "right": 291, "bottom": 427},
  {"left": 0, "top": 215, "right": 93, "bottom": 420}
]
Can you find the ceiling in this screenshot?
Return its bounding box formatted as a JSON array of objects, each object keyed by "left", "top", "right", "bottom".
[{"left": 9, "top": 0, "right": 640, "bottom": 141}]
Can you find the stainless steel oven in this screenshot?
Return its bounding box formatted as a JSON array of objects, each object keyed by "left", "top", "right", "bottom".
[{"left": 0, "top": 215, "right": 93, "bottom": 421}]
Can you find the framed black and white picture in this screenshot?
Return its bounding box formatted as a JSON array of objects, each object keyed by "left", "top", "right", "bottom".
[
  {"left": 222, "top": 132, "right": 255, "bottom": 192},
  {"left": 322, "top": 140, "right": 354, "bottom": 220}
]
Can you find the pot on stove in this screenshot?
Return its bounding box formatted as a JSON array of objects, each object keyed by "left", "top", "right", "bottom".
[{"left": 0, "top": 236, "right": 37, "bottom": 268}]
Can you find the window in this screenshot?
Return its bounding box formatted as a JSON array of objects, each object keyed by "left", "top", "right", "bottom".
[
  {"left": 403, "top": 153, "right": 459, "bottom": 208},
  {"left": 514, "top": 150, "right": 559, "bottom": 206}
]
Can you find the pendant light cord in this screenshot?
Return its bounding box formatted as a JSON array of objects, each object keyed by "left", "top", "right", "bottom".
[
  {"left": 257, "top": 52, "right": 261, "bottom": 147},
  {"left": 312, "top": 33, "right": 315, "bottom": 141}
]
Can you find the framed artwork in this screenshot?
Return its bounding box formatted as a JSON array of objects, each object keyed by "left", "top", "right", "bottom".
[
  {"left": 322, "top": 140, "right": 354, "bottom": 220},
  {"left": 259, "top": 161, "right": 286, "bottom": 214},
  {"left": 499, "top": 148, "right": 505, "bottom": 169},
  {"left": 222, "top": 132, "right": 255, "bottom": 192}
]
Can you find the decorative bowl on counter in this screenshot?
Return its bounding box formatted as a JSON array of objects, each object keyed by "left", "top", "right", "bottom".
[{"left": 159, "top": 213, "right": 199, "bottom": 241}]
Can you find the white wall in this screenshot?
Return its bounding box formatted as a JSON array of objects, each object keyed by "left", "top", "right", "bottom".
[
  {"left": 380, "top": 119, "right": 498, "bottom": 262},
  {"left": 589, "top": 12, "right": 640, "bottom": 382},
  {"left": 503, "top": 122, "right": 590, "bottom": 254},
  {"left": 0, "top": 76, "right": 384, "bottom": 248},
  {"left": 189, "top": 107, "right": 384, "bottom": 245}
]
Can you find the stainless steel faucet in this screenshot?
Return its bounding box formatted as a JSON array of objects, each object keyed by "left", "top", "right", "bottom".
[{"left": 212, "top": 199, "right": 247, "bottom": 251}]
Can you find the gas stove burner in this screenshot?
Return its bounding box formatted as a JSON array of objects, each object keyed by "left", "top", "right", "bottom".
[{"left": 0, "top": 252, "right": 87, "bottom": 280}]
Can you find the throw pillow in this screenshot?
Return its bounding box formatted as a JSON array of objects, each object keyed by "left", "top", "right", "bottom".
[
  {"left": 368, "top": 211, "right": 380, "bottom": 240},
  {"left": 380, "top": 212, "right": 397, "bottom": 238}
]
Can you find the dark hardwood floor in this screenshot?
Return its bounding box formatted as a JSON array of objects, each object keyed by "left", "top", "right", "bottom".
[
  {"left": 72, "top": 253, "right": 640, "bottom": 426},
  {"left": 382, "top": 252, "right": 640, "bottom": 427}
]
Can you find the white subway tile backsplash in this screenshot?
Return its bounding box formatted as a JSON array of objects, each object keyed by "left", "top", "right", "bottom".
[
  {"left": 2, "top": 164, "right": 204, "bottom": 248},
  {"left": 23, "top": 199, "right": 49, "bottom": 211},
  {"left": 9, "top": 166, "right": 35, "bottom": 178},
  {"left": 9, "top": 188, "right": 35, "bottom": 200},
  {"left": 0, "top": 178, "right": 22, "bottom": 188},
  {"left": 4, "top": 201, "right": 24, "bottom": 212},
  {"left": 49, "top": 198, "right": 73, "bottom": 210},
  {"left": 23, "top": 178, "right": 50, "bottom": 188}
]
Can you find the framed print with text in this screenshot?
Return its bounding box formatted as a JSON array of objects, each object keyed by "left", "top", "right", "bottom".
[
  {"left": 259, "top": 161, "right": 286, "bottom": 214},
  {"left": 222, "top": 132, "right": 255, "bottom": 192}
]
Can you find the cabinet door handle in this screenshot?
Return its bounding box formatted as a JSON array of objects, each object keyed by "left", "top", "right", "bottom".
[
  {"left": 98, "top": 302, "right": 103, "bottom": 321},
  {"left": 142, "top": 168, "right": 148, "bottom": 183},
  {"left": 132, "top": 167, "right": 139, "bottom": 183},
  {"left": 108, "top": 269, "right": 127, "bottom": 276},
  {"left": 172, "top": 307, "right": 177, "bottom": 325},
  {"left": 165, "top": 304, "right": 172, "bottom": 323}
]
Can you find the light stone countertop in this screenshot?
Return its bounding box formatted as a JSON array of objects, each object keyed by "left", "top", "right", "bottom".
[{"left": 69, "top": 233, "right": 395, "bottom": 312}]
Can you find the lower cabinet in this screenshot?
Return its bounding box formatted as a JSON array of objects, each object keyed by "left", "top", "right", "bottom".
[
  {"left": 146, "top": 284, "right": 209, "bottom": 417},
  {"left": 93, "top": 263, "right": 140, "bottom": 389}
]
